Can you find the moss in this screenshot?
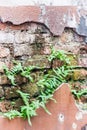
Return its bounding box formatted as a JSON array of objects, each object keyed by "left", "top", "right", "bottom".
[
  {"left": 67, "top": 53, "right": 78, "bottom": 66},
  {"left": 21, "top": 83, "right": 39, "bottom": 97},
  {"left": 72, "top": 69, "right": 87, "bottom": 81}
]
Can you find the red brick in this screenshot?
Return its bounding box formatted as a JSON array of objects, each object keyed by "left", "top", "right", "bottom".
[
  {"left": 0, "top": 46, "right": 10, "bottom": 58},
  {"left": 0, "top": 75, "right": 9, "bottom": 85},
  {"left": 78, "top": 54, "right": 87, "bottom": 67},
  {"left": 0, "top": 61, "right": 5, "bottom": 73}
]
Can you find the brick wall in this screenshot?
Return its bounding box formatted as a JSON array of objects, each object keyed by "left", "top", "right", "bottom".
[{"left": 0, "top": 6, "right": 87, "bottom": 112}]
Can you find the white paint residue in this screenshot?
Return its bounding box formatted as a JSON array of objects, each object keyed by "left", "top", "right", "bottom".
[
  {"left": 67, "top": 14, "right": 77, "bottom": 28},
  {"left": 75, "top": 112, "right": 83, "bottom": 120},
  {"left": 72, "top": 122, "right": 77, "bottom": 129}
]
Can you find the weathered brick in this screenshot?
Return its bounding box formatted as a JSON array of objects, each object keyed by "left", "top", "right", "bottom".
[
  {"left": 53, "top": 42, "right": 80, "bottom": 54},
  {"left": 0, "top": 46, "right": 10, "bottom": 58},
  {"left": 22, "top": 83, "right": 39, "bottom": 97},
  {"left": 72, "top": 69, "right": 87, "bottom": 80},
  {"left": 0, "top": 75, "right": 9, "bottom": 85},
  {"left": 0, "top": 61, "right": 5, "bottom": 73},
  {"left": 15, "top": 75, "right": 27, "bottom": 84},
  {"left": 0, "top": 86, "right": 4, "bottom": 97},
  {"left": 0, "top": 101, "right": 13, "bottom": 112},
  {"left": 14, "top": 43, "right": 33, "bottom": 57},
  {"left": 52, "top": 59, "right": 64, "bottom": 68},
  {"left": 28, "top": 23, "right": 38, "bottom": 33},
  {"left": 41, "top": 45, "right": 51, "bottom": 55},
  {"left": 15, "top": 31, "right": 36, "bottom": 44},
  {"left": 73, "top": 33, "right": 84, "bottom": 42},
  {"left": 29, "top": 34, "right": 36, "bottom": 44},
  {"left": 59, "top": 29, "right": 74, "bottom": 43},
  {"left": 24, "top": 55, "right": 51, "bottom": 68},
  {"left": 42, "top": 34, "right": 51, "bottom": 43},
  {"left": 0, "top": 61, "right": 12, "bottom": 73},
  {"left": 15, "top": 31, "right": 30, "bottom": 43},
  {"left": 0, "top": 31, "right": 14, "bottom": 43},
  {"left": 0, "top": 74, "right": 28, "bottom": 85},
  {"left": 13, "top": 98, "right": 24, "bottom": 111},
  {"left": 78, "top": 54, "right": 87, "bottom": 67},
  {"left": 4, "top": 86, "right": 21, "bottom": 99}
]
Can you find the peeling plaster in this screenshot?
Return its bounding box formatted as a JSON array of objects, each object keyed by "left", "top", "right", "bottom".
[
  {"left": 67, "top": 14, "right": 77, "bottom": 28},
  {"left": 76, "top": 16, "right": 87, "bottom": 36},
  {"left": 0, "top": 6, "right": 87, "bottom": 37}
]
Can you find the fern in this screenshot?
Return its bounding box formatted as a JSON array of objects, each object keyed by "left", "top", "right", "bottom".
[
  {"left": 17, "top": 90, "right": 30, "bottom": 106},
  {"left": 21, "top": 66, "right": 34, "bottom": 82},
  {"left": 17, "top": 90, "right": 40, "bottom": 126},
  {"left": 48, "top": 47, "right": 70, "bottom": 64},
  {"left": 72, "top": 88, "right": 87, "bottom": 100},
  {"left": 3, "top": 63, "right": 34, "bottom": 85},
  {"left": 3, "top": 48, "right": 76, "bottom": 126},
  {"left": 4, "top": 110, "right": 22, "bottom": 119},
  {"left": 3, "top": 65, "right": 16, "bottom": 85}
]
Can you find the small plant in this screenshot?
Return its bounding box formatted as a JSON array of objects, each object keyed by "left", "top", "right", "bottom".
[
  {"left": 3, "top": 63, "right": 35, "bottom": 85},
  {"left": 48, "top": 47, "right": 70, "bottom": 64},
  {"left": 37, "top": 66, "right": 70, "bottom": 96},
  {"left": 17, "top": 90, "right": 39, "bottom": 126},
  {"left": 3, "top": 48, "right": 76, "bottom": 125},
  {"left": 4, "top": 90, "right": 39, "bottom": 126},
  {"left": 71, "top": 88, "right": 87, "bottom": 100},
  {"left": 21, "top": 66, "right": 36, "bottom": 82},
  {"left": 4, "top": 110, "right": 22, "bottom": 120},
  {"left": 4, "top": 90, "right": 54, "bottom": 126},
  {"left": 38, "top": 92, "right": 56, "bottom": 115}
]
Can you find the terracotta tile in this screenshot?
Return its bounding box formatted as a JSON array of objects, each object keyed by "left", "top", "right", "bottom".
[{"left": 0, "top": 84, "right": 87, "bottom": 130}]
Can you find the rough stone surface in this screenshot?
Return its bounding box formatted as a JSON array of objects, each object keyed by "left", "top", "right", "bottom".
[
  {"left": 13, "top": 98, "right": 24, "bottom": 111},
  {"left": 24, "top": 55, "right": 51, "bottom": 68},
  {"left": 0, "top": 101, "right": 13, "bottom": 112},
  {"left": 0, "top": 86, "right": 4, "bottom": 97},
  {"left": 52, "top": 59, "right": 64, "bottom": 68},
  {"left": 14, "top": 44, "right": 33, "bottom": 57},
  {"left": 0, "top": 75, "right": 9, "bottom": 85},
  {"left": 0, "top": 31, "right": 14, "bottom": 44},
  {"left": 22, "top": 83, "right": 39, "bottom": 97},
  {"left": 78, "top": 54, "right": 87, "bottom": 67},
  {"left": 0, "top": 61, "right": 5, "bottom": 73},
  {"left": 0, "top": 46, "right": 10, "bottom": 58},
  {"left": 15, "top": 31, "right": 35, "bottom": 44},
  {"left": 4, "top": 86, "right": 21, "bottom": 99},
  {"left": 42, "top": 45, "right": 51, "bottom": 55},
  {"left": 15, "top": 75, "right": 27, "bottom": 85},
  {"left": 72, "top": 69, "right": 87, "bottom": 80}
]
